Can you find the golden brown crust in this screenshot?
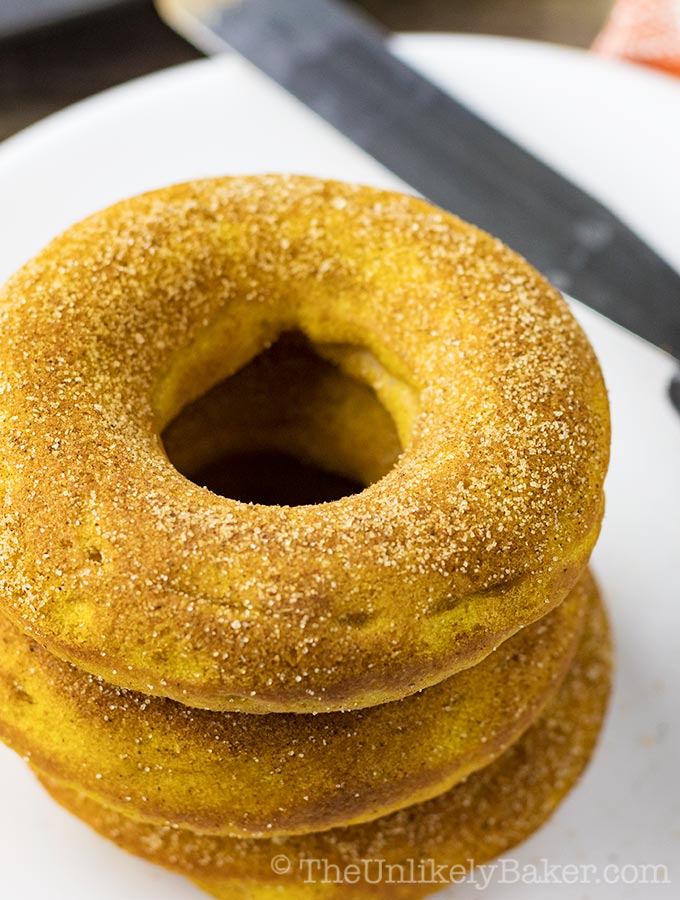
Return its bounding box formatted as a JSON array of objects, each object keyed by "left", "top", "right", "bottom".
[
  {"left": 0, "top": 572, "right": 589, "bottom": 837},
  {"left": 38, "top": 584, "right": 612, "bottom": 899},
  {"left": 0, "top": 175, "right": 610, "bottom": 712}
]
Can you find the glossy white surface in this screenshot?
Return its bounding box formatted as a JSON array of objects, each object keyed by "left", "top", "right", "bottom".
[{"left": 0, "top": 35, "right": 678, "bottom": 899}]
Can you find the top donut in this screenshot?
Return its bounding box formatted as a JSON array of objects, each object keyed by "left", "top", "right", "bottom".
[{"left": 0, "top": 175, "right": 609, "bottom": 713}]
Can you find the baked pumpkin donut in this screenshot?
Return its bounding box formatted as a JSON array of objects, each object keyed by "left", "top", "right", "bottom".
[
  {"left": 0, "top": 571, "right": 589, "bottom": 837},
  {"left": 0, "top": 175, "right": 610, "bottom": 713},
  {"left": 37, "top": 587, "right": 612, "bottom": 900},
  {"left": 0, "top": 339, "right": 589, "bottom": 836}
]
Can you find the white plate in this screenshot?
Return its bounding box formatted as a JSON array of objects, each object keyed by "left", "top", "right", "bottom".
[{"left": 0, "top": 35, "right": 678, "bottom": 900}]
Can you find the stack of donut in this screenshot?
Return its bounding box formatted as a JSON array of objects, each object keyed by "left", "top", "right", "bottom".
[{"left": 0, "top": 176, "right": 612, "bottom": 899}]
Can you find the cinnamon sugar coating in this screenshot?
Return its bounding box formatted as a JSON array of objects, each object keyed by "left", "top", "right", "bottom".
[
  {"left": 0, "top": 568, "right": 589, "bottom": 838},
  {"left": 0, "top": 176, "right": 610, "bottom": 712},
  {"left": 38, "top": 584, "right": 612, "bottom": 899}
]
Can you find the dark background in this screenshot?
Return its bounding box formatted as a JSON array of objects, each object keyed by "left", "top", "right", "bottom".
[{"left": 0, "top": 0, "right": 613, "bottom": 143}]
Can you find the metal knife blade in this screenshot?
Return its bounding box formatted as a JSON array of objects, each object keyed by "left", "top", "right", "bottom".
[{"left": 156, "top": 0, "right": 680, "bottom": 369}]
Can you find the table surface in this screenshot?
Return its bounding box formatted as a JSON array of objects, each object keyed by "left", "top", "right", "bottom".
[{"left": 0, "top": 0, "right": 613, "bottom": 143}]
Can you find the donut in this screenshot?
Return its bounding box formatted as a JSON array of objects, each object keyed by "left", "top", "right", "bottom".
[
  {"left": 0, "top": 175, "right": 610, "bottom": 713},
  {"left": 37, "top": 587, "right": 612, "bottom": 900},
  {"left": 0, "top": 571, "right": 589, "bottom": 837}
]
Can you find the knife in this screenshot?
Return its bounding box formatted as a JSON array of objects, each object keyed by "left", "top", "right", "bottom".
[{"left": 156, "top": 0, "right": 680, "bottom": 402}]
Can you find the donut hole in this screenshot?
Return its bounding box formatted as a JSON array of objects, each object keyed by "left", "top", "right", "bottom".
[
  {"left": 161, "top": 332, "right": 403, "bottom": 506},
  {"left": 182, "top": 451, "right": 363, "bottom": 506}
]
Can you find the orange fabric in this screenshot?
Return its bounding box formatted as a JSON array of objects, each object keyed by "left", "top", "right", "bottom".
[{"left": 593, "top": 0, "right": 680, "bottom": 76}]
